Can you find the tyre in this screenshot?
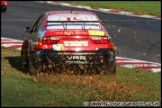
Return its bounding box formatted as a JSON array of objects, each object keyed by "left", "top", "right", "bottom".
[
  {"left": 21, "top": 46, "right": 29, "bottom": 69},
  {"left": 103, "top": 51, "right": 116, "bottom": 75},
  {"left": 2, "top": 7, "right": 7, "bottom": 12},
  {"left": 4, "top": 7, "right": 7, "bottom": 12},
  {"left": 28, "top": 49, "right": 37, "bottom": 75},
  {"left": 107, "top": 59, "right": 116, "bottom": 74}
]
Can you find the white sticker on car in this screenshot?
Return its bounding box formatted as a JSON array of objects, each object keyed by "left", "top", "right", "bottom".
[
  {"left": 52, "top": 44, "right": 64, "bottom": 51},
  {"left": 64, "top": 41, "right": 88, "bottom": 46}
]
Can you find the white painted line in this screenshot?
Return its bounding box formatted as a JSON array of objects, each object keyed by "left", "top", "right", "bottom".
[
  {"left": 72, "top": 5, "right": 85, "bottom": 8},
  {"left": 139, "top": 15, "right": 156, "bottom": 18},
  {"left": 149, "top": 68, "right": 161, "bottom": 73},
  {"left": 122, "top": 64, "right": 161, "bottom": 68},
  {"left": 118, "top": 11, "right": 134, "bottom": 15},
  {"left": 121, "top": 65, "right": 161, "bottom": 73},
  {"left": 2, "top": 44, "right": 16, "bottom": 47},
  {"left": 46, "top": 1, "right": 53, "bottom": 4},
  {"left": 2, "top": 44, "right": 23, "bottom": 47},
  {"left": 98, "top": 8, "right": 111, "bottom": 12},
  {"left": 117, "top": 57, "right": 161, "bottom": 65},
  {"left": 1, "top": 37, "right": 23, "bottom": 42},
  {"left": 121, "top": 65, "right": 134, "bottom": 69},
  {"left": 81, "top": 6, "right": 93, "bottom": 10},
  {"left": 116, "top": 61, "right": 152, "bottom": 63},
  {"left": 36, "top": 1, "right": 44, "bottom": 3},
  {"left": 16, "top": 47, "right": 22, "bottom": 51}
]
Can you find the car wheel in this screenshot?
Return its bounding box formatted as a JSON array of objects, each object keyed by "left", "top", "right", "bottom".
[
  {"left": 107, "top": 60, "right": 116, "bottom": 75},
  {"left": 21, "top": 46, "right": 29, "bottom": 69},
  {"left": 4, "top": 7, "right": 7, "bottom": 11},
  {"left": 28, "top": 49, "right": 37, "bottom": 75},
  {"left": 103, "top": 52, "right": 116, "bottom": 75},
  {"left": 2, "top": 7, "right": 7, "bottom": 12}
]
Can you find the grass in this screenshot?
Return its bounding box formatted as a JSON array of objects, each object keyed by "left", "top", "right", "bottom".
[
  {"left": 1, "top": 47, "right": 161, "bottom": 107},
  {"left": 60, "top": 1, "right": 161, "bottom": 16}
]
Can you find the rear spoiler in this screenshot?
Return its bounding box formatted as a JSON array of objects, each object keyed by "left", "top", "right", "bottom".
[
  {"left": 47, "top": 20, "right": 105, "bottom": 30},
  {"left": 47, "top": 20, "right": 109, "bottom": 23},
  {"left": 47, "top": 21, "right": 102, "bottom": 22}
]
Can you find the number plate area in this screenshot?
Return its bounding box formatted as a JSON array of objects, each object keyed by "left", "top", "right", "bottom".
[
  {"left": 64, "top": 41, "right": 88, "bottom": 46},
  {"left": 67, "top": 55, "right": 86, "bottom": 60},
  {"left": 66, "top": 55, "right": 87, "bottom": 64}
]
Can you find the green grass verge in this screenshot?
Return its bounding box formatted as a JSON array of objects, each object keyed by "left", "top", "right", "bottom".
[
  {"left": 1, "top": 47, "right": 161, "bottom": 107},
  {"left": 61, "top": 1, "right": 161, "bottom": 16}
]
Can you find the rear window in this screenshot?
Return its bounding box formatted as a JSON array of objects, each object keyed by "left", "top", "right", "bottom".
[{"left": 47, "top": 13, "right": 101, "bottom": 30}]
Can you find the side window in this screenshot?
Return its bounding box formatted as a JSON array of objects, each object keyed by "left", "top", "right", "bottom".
[{"left": 32, "top": 14, "right": 44, "bottom": 32}]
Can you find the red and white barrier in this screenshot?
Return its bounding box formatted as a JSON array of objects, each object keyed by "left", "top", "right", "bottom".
[{"left": 1, "top": 37, "right": 161, "bottom": 73}]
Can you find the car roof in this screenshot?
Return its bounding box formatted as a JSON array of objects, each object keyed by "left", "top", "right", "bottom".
[
  {"left": 46, "top": 11, "right": 97, "bottom": 14},
  {"left": 45, "top": 11, "right": 100, "bottom": 21}
]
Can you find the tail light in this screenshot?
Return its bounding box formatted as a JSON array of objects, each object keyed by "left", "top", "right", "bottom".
[
  {"left": 42, "top": 36, "right": 60, "bottom": 44},
  {"left": 3, "top": 1, "right": 7, "bottom": 6},
  {"left": 91, "top": 36, "right": 109, "bottom": 44}
]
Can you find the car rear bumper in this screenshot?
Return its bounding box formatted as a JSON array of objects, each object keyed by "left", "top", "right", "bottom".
[
  {"left": 30, "top": 49, "right": 116, "bottom": 72},
  {"left": 33, "top": 49, "right": 115, "bottom": 64}
]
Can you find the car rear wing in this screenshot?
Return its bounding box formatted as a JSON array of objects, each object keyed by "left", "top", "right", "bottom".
[{"left": 47, "top": 21, "right": 103, "bottom": 30}]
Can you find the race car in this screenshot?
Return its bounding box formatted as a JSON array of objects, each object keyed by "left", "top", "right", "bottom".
[
  {"left": 21, "top": 11, "right": 116, "bottom": 75},
  {"left": 1, "top": 1, "right": 7, "bottom": 12}
]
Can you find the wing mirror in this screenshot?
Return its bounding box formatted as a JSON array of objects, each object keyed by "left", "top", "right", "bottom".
[
  {"left": 24, "top": 27, "right": 31, "bottom": 33},
  {"left": 101, "top": 21, "right": 104, "bottom": 25}
]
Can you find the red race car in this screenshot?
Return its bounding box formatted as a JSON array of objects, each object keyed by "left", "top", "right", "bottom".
[
  {"left": 1, "top": 1, "right": 7, "bottom": 12},
  {"left": 21, "top": 11, "right": 116, "bottom": 75}
]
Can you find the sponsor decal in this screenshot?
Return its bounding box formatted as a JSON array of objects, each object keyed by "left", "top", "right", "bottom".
[
  {"left": 64, "top": 41, "right": 88, "bottom": 46},
  {"left": 52, "top": 44, "right": 64, "bottom": 51},
  {"left": 88, "top": 30, "right": 104, "bottom": 36}
]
